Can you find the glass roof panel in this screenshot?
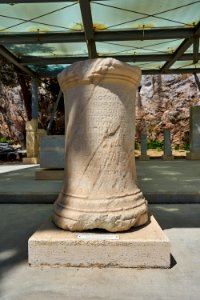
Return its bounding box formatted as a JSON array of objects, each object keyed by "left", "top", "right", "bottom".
[
  {"left": 28, "top": 64, "right": 69, "bottom": 77},
  {"left": 171, "top": 61, "right": 200, "bottom": 69},
  {"left": 0, "top": 2, "right": 82, "bottom": 32},
  {"left": 6, "top": 42, "right": 88, "bottom": 57},
  {"left": 0, "top": 0, "right": 199, "bottom": 76},
  {"left": 96, "top": 39, "right": 183, "bottom": 56},
  {"left": 185, "top": 45, "right": 195, "bottom": 54},
  {"left": 91, "top": 0, "right": 200, "bottom": 30},
  {"left": 129, "top": 61, "right": 166, "bottom": 70}
]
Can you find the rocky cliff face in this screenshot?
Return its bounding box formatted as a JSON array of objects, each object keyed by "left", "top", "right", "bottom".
[
  {"left": 0, "top": 82, "right": 27, "bottom": 146},
  {"left": 136, "top": 73, "right": 200, "bottom": 147},
  {"left": 0, "top": 71, "right": 199, "bottom": 148}
]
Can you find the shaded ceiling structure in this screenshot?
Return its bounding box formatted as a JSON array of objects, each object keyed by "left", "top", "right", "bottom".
[{"left": 0, "top": 0, "right": 200, "bottom": 78}]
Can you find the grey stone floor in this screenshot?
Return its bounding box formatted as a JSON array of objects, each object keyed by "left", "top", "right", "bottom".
[
  {"left": 0, "top": 204, "right": 200, "bottom": 300},
  {"left": 0, "top": 160, "right": 200, "bottom": 203}
]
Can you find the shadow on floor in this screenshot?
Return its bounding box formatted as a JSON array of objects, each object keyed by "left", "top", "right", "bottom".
[{"left": 150, "top": 204, "right": 200, "bottom": 229}]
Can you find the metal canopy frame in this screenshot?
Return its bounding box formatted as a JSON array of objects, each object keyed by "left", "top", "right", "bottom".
[
  {"left": 79, "top": 0, "right": 97, "bottom": 58},
  {"left": 0, "top": 28, "right": 195, "bottom": 44},
  {"left": 0, "top": 0, "right": 199, "bottom": 77},
  {"left": 161, "top": 22, "right": 200, "bottom": 73},
  {"left": 0, "top": 45, "right": 35, "bottom": 76}
]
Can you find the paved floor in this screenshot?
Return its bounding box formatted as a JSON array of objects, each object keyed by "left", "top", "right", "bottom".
[
  {"left": 0, "top": 160, "right": 200, "bottom": 203},
  {"left": 0, "top": 204, "right": 200, "bottom": 300},
  {"left": 0, "top": 161, "right": 199, "bottom": 299}
]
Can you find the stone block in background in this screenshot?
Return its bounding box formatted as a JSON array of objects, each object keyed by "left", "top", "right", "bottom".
[{"left": 40, "top": 135, "right": 65, "bottom": 169}]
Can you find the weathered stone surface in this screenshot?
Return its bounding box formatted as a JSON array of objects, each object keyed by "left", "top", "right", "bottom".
[
  {"left": 29, "top": 216, "right": 170, "bottom": 268},
  {"left": 52, "top": 58, "right": 148, "bottom": 232},
  {"left": 23, "top": 119, "right": 39, "bottom": 164}
]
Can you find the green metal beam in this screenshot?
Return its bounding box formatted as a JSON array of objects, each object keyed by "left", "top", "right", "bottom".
[
  {"left": 142, "top": 68, "right": 200, "bottom": 75},
  {"left": 37, "top": 68, "right": 200, "bottom": 78},
  {"left": 19, "top": 53, "right": 200, "bottom": 65},
  {"left": 194, "top": 73, "right": 200, "bottom": 91},
  {"left": 0, "top": 28, "right": 194, "bottom": 45},
  {"left": 0, "top": 0, "right": 110, "bottom": 2},
  {"left": 0, "top": 45, "right": 35, "bottom": 76},
  {"left": 79, "top": 0, "right": 97, "bottom": 58},
  {"left": 193, "top": 36, "right": 199, "bottom": 64}
]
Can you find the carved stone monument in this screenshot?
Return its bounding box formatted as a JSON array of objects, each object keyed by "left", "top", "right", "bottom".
[
  {"left": 29, "top": 59, "right": 170, "bottom": 268},
  {"left": 52, "top": 58, "right": 148, "bottom": 232}
]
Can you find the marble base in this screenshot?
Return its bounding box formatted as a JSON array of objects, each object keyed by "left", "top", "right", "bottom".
[
  {"left": 139, "top": 155, "right": 150, "bottom": 161},
  {"left": 162, "top": 155, "right": 174, "bottom": 161},
  {"left": 35, "top": 169, "right": 64, "bottom": 180},
  {"left": 23, "top": 157, "right": 38, "bottom": 164},
  {"left": 186, "top": 152, "right": 200, "bottom": 160},
  {"left": 28, "top": 216, "right": 170, "bottom": 268}
]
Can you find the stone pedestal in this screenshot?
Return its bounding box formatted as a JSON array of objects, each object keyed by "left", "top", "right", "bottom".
[
  {"left": 23, "top": 119, "right": 39, "bottom": 164},
  {"left": 187, "top": 106, "right": 200, "bottom": 160},
  {"left": 162, "top": 128, "right": 174, "bottom": 160},
  {"left": 139, "top": 133, "right": 150, "bottom": 160},
  {"left": 28, "top": 216, "right": 170, "bottom": 268},
  {"left": 53, "top": 58, "right": 148, "bottom": 232}
]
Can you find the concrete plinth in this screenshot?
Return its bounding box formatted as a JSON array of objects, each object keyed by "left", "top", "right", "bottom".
[
  {"left": 139, "top": 155, "right": 150, "bottom": 161},
  {"left": 186, "top": 152, "right": 200, "bottom": 160},
  {"left": 162, "top": 155, "right": 174, "bottom": 161},
  {"left": 23, "top": 119, "right": 44, "bottom": 165},
  {"left": 28, "top": 216, "right": 170, "bottom": 268},
  {"left": 139, "top": 133, "right": 150, "bottom": 160},
  {"left": 187, "top": 106, "right": 200, "bottom": 160},
  {"left": 23, "top": 157, "right": 39, "bottom": 164}
]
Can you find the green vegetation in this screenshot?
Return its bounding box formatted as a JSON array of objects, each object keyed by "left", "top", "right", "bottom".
[
  {"left": 0, "top": 137, "right": 14, "bottom": 145},
  {"left": 183, "top": 143, "right": 190, "bottom": 151},
  {"left": 135, "top": 141, "right": 140, "bottom": 150},
  {"left": 174, "top": 144, "right": 179, "bottom": 150},
  {"left": 147, "top": 139, "right": 164, "bottom": 151},
  {"left": 174, "top": 143, "right": 190, "bottom": 151}
]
